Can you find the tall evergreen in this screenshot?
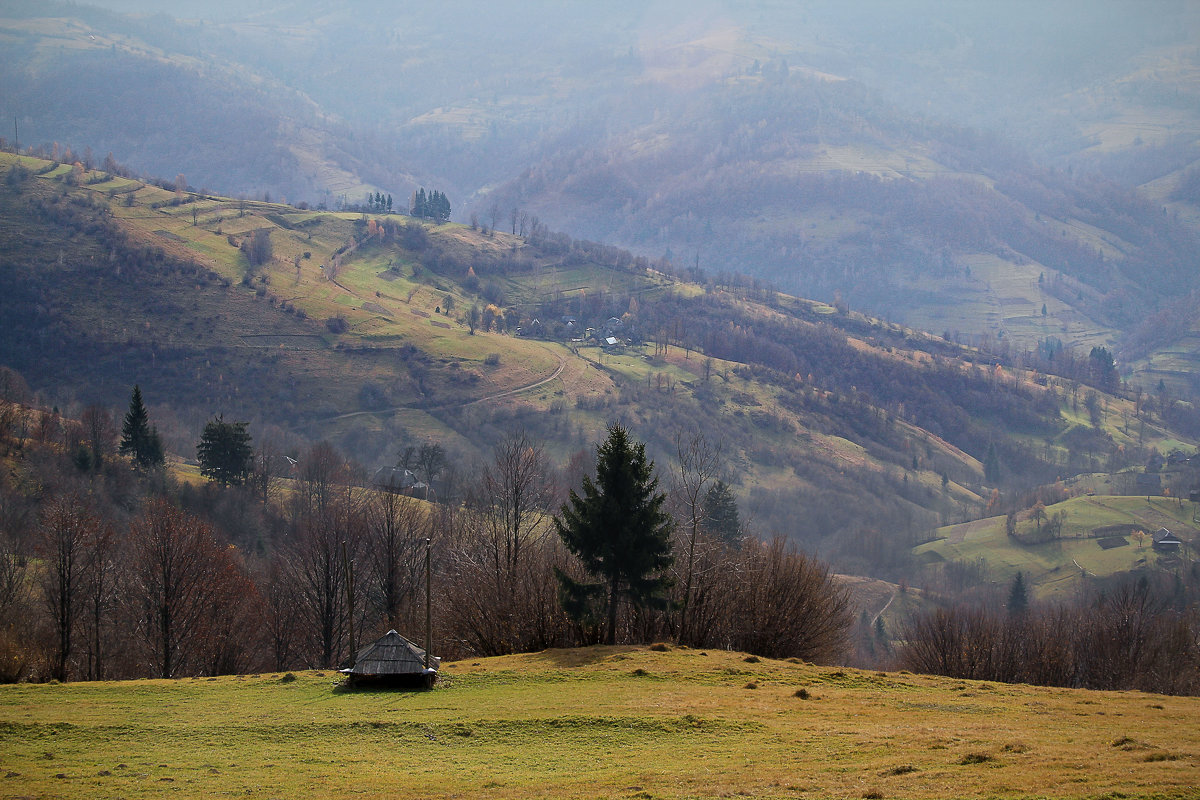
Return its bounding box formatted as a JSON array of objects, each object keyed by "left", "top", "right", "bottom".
[
  {"left": 701, "top": 480, "right": 741, "bottom": 544},
  {"left": 196, "top": 415, "right": 253, "bottom": 487},
  {"left": 118, "top": 385, "right": 164, "bottom": 468},
  {"left": 1007, "top": 571, "right": 1029, "bottom": 615},
  {"left": 554, "top": 423, "right": 674, "bottom": 644},
  {"left": 983, "top": 442, "right": 1001, "bottom": 484},
  {"left": 411, "top": 188, "right": 427, "bottom": 218}
]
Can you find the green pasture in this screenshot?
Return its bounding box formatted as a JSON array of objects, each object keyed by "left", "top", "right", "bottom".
[
  {"left": 3, "top": 647, "right": 1199, "bottom": 800},
  {"left": 917, "top": 495, "right": 1198, "bottom": 597},
  {"left": 899, "top": 252, "right": 1118, "bottom": 355},
  {"left": 504, "top": 263, "right": 660, "bottom": 307}
]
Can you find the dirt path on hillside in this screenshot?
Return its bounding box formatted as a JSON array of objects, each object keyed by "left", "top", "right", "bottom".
[
  {"left": 872, "top": 590, "right": 897, "bottom": 627},
  {"left": 299, "top": 344, "right": 567, "bottom": 429}
]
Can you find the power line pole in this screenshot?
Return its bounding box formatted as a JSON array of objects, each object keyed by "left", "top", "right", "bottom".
[{"left": 424, "top": 537, "right": 432, "bottom": 670}]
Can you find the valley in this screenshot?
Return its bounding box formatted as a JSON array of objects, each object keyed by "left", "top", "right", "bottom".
[{"left": 2, "top": 5, "right": 1200, "bottom": 796}]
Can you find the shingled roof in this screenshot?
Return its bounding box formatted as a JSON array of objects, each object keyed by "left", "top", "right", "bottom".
[{"left": 342, "top": 630, "right": 438, "bottom": 680}]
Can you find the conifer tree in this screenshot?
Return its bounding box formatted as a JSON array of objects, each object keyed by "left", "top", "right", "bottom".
[
  {"left": 984, "top": 442, "right": 1001, "bottom": 484},
  {"left": 554, "top": 423, "right": 673, "bottom": 644},
  {"left": 1007, "top": 571, "right": 1029, "bottom": 615},
  {"left": 118, "top": 385, "right": 164, "bottom": 469},
  {"left": 701, "top": 480, "right": 741, "bottom": 543},
  {"left": 411, "top": 188, "right": 427, "bottom": 218},
  {"left": 196, "top": 416, "right": 253, "bottom": 487}
]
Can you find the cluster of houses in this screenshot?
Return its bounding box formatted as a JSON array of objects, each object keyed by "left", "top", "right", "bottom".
[
  {"left": 1117, "top": 448, "right": 1200, "bottom": 499},
  {"left": 517, "top": 315, "right": 631, "bottom": 350}
]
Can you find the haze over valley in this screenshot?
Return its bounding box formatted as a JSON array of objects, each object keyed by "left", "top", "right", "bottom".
[{"left": 2, "top": 5, "right": 1200, "bottom": 797}]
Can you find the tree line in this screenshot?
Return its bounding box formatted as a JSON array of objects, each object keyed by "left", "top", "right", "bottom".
[
  {"left": 0, "top": 384, "right": 853, "bottom": 681},
  {"left": 899, "top": 573, "right": 1200, "bottom": 696}
]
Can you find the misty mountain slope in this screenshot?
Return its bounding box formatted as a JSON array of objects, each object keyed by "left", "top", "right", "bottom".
[
  {"left": 13, "top": 151, "right": 1196, "bottom": 576},
  {"left": 484, "top": 71, "right": 1200, "bottom": 341},
  {"left": 5, "top": 1, "right": 1200, "bottom": 399},
  {"left": 0, "top": 10, "right": 427, "bottom": 204}
]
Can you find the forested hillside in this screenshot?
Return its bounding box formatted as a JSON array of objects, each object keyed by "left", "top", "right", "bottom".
[
  {"left": 1, "top": 151, "right": 1195, "bottom": 580},
  {"left": 5, "top": 0, "right": 1200, "bottom": 382}
]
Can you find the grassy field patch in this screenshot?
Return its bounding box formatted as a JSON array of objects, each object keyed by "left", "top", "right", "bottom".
[{"left": 2, "top": 647, "right": 1199, "bottom": 799}]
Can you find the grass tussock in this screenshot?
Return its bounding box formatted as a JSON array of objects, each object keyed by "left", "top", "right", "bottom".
[
  {"left": 959, "top": 753, "right": 993, "bottom": 765},
  {"left": 882, "top": 764, "right": 918, "bottom": 776},
  {"left": 1112, "top": 736, "right": 1148, "bottom": 750}
]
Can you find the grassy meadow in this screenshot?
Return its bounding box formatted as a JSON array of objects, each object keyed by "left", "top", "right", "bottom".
[
  {"left": 916, "top": 495, "right": 1200, "bottom": 598},
  {"left": 3, "top": 646, "right": 1199, "bottom": 800}
]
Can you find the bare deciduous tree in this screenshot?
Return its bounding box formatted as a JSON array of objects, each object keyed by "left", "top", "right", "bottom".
[
  {"left": 290, "top": 443, "right": 367, "bottom": 668},
  {"left": 671, "top": 432, "right": 722, "bottom": 645},
  {"left": 261, "top": 558, "right": 301, "bottom": 672},
  {"left": 38, "top": 495, "right": 98, "bottom": 681},
  {"left": 80, "top": 404, "right": 116, "bottom": 468},
  {"left": 728, "top": 536, "right": 852, "bottom": 662},
  {"left": 447, "top": 431, "right": 561, "bottom": 654},
  {"left": 128, "top": 500, "right": 228, "bottom": 678},
  {"left": 488, "top": 201, "right": 501, "bottom": 235},
  {"left": 80, "top": 519, "right": 115, "bottom": 681},
  {"left": 365, "top": 489, "right": 427, "bottom": 632}
]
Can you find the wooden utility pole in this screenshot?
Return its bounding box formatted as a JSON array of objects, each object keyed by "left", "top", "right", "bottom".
[
  {"left": 424, "top": 537, "right": 432, "bottom": 670},
  {"left": 342, "top": 540, "right": 355, "bottom": 666}
]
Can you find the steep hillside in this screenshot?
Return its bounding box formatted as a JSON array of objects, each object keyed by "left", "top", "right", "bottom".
[
  {"left": 2, "top": 152, "right": 1195, "bottom": 576},
  {"left": 0, "top": 4, "right": 423, "bottom": 205}
]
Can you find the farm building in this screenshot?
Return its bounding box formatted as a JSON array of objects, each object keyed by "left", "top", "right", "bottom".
[
  {"left": 1153, "top": 528, "right": 1183, "bottom": 553},
  {"left": 371, "top": 466, "right": 426, "bottom": 494},
  {"left": 340, "top": 630, "right": 439, "bottom": 689}
]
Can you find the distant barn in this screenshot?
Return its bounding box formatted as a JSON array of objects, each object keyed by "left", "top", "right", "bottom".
[
  {"left": 340, "top": 630, "right": 439, "bottom": 689},
  {"left": 1153, "top": 528, "right": 1183, "bottom": 553}
]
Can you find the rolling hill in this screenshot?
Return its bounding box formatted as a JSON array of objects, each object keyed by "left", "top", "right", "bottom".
[{"left": 2, "top": 150, "right": 1198, "bottom": 582}]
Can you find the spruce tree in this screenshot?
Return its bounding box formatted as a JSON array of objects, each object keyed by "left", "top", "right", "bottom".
[
  {"left": 554, "top": 423, "right": 674, "bottom": 644},
  {"left": 196, "top": 415, "right": 253, "bottom": 487},
  {"left": 119, "top": 385, "right": 164, "bottom": 468},
  {"left": 1007, "top": 571, "right": 1029, "bottom": 615},
  {"left": 701, "top": 480, "right": 741, "bottom": 544},
  {"left": 983, "top": 442, "right": 1001, "bottom": 484}
]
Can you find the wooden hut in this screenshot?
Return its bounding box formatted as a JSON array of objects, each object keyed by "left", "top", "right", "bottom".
[
  {"left": 340, "top": 630, "right": 439, "bottom": 689},
  {"left": 1153, "top": 528, "right": 1183, "bottom": 553}
]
